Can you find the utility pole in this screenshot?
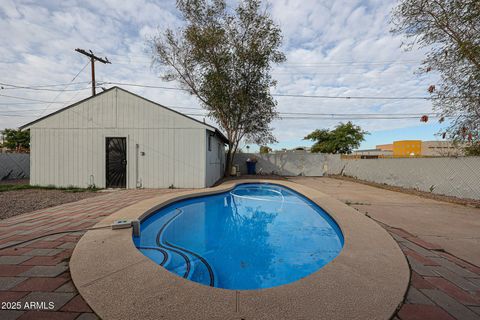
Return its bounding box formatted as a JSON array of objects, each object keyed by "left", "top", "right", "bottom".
[{"left": 75, "top": 48, "right": 111, "bottom": 96}]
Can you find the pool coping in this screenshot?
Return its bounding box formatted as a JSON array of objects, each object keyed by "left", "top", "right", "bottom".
[{"left": 70, "top": 179, "right": 409, "bottom": 320}]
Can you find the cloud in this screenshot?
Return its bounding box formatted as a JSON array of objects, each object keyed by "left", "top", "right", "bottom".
[{"left": 0, "top": 0, "right": 441, "bottom": 149}]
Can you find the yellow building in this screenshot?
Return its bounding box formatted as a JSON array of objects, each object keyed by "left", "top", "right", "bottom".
[{"left": 393, "top": 140, "right": 422, "bottom": 157}]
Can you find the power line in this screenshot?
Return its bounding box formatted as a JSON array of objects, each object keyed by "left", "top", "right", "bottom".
[
  {"left": 56, "top": 87, "right": 88, "bottom": 110},
  {"left": 281, "top": 111, "right": 439, "bottom": 116},
  {"left": 0, "top": 98, "right": 441, "bottom": 120},
  {"left": 0, "top": 84, "right": 438, "bottom": 118},
  {"left": 37, "top": 62, "right": 91, "bottom": 117},
  {"left": 1, "top": 91, "right": 438, "bottom": 117},
  {"left": 110, "top": 59, "right": 422, "bottom": 68},
  {"left": 272, "top": 71, "right": 422, "bottom": 76},
  {"left": 100, "top": 82, "right": 185, "bottom": 91},
  {"left": 0, "top": 81, "right": 435, "bottom": 101},
  {"left": 105, "top": 54, "right": 423, "bottom": 65},
  {"left": 278, "top": 116, "right": 441, "bottom": 119},
  {"left": 75, "top": 48, "right": 111, "bottom": 96},
  {"left": 181, "top": 113, "right": 444, "bottom": 120},
  {"left": 0, "top": 81, "right": 92, "bottom": 90},
  {"left": 0, "top": 93, "right": 68, "bottom": 104},
  {"left": 279, "top": 61, "right": 422, "bottom": 66},
  {"left": 0, "top": 114, "right": 40, "bottom": 118},
  {"left": 272, "top": 93, "right": 430, "bottom": 100},
  {"left": 0, "top": 102, "right": 59, "bottom": 105},
  {"left": 0, "top": 108, "right": 48, "bottom": 112},
  {"left": 0, "top": 106, "right": 441, "bottom": 121},
  {"left": 0, "top": 113, "right": 444, "bottom": 120},
  {"left": 99, "top": 82, "right": 433, "bottom": 100},
  {"left": 0, "top": 106, "right": 439, "bottom": 117},
  {"left": 0, "top": 85, "right": 92, "bottom": 92},
  {"left": 99, "top": 58, "right": 425, "bottom": 75},
  {"left": 161, "top": 105, "right": 439, "bottom": 116}
]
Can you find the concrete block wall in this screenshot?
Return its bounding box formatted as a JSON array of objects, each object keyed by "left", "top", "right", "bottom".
[{"left": 233, "top": 152, "right": 327, "bottom": 176}]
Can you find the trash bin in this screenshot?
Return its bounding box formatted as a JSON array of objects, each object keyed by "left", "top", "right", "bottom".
[{"left": 246, "top": 161, "right": 256, "bottom": 175}]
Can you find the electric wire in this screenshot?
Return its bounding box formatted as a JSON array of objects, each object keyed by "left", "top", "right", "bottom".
[
  {"left": 103, "top": 54, "right": 423, "bottom": 65},
  {"left": 0, "top": 80, "right": 443, "bottom": 120},
  {"left": 0, "top": 93, "right": 440, "bottom": 120},
  {"left": 0, "top": 93, "right": 68, "bottom": 104},
  {"left": 0, "top": 81, "right": 92, "bottom": 89},
  {"left": 37, "top": 62, "right": 90, "bottom": 116},
  {"left": 0, "top": 104, "right": 440, "bottom": 117},
  {"left": 181, "top": 113, "right": 444, "bottom": 120},
  {"left": 98, "top": 82, "right": 434, "bottom": 100},
  {"left": 1, "top": 81, "right": 436, "bottom": 100},
  {"left": 0, "top": 104, "right": 441, "bottom": 119},
  {"left": 0, "top": 83, "right": 92, "bottom": 92}
]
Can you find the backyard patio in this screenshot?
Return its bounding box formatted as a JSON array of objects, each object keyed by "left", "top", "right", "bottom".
[{"left": 0, "top": 177, "right": 479, "bottom": 319}]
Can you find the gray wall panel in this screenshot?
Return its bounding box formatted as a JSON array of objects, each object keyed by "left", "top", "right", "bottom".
[
  {"left": 0, "top": 153, "right": 30, "bottom": 180},
  {"left": 233, "top": 153, "right": 480, "bottom": 200}
]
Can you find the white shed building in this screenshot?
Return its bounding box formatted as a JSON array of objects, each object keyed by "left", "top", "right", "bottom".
[{"left": 20, "top": 87, "right": 228, "bottom": 189}]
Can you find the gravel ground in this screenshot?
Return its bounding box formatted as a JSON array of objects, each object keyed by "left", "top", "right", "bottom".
[
  {"left": 0, "top": 178, "right": 29, "bottom": 185},
  {"left": 0, "top": 188, "right": 100, "bottom": 220}
]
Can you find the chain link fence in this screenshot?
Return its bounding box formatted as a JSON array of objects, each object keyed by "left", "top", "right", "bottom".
[
  {"left": 233, "top": 153, "right": 480, "bottom": 200},
  {"left": 0, "top": 153, "right": 30, "bottom": 180},
  {"left": 326, "top": 156, "right": 480, "bottom": 200},
  {"left": 233, "top": 152, "right": 327, "bottom": 176}
]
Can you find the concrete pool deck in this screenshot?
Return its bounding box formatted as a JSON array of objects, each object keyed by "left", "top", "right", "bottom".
[
  {"left": 291, "top": 177, "right": 480, "bottom": 266},
  {"left": 1, "top": 177, "right": 479, "bottom": 319},
  {"left": 291, "top": 177, "right": 480, "bottom": 319},
  {"left": 0, "top": 189, "right": 178, "bottom": 320},
  {"left": 69, "top": 179, "right": 409, "bottom": 320}
]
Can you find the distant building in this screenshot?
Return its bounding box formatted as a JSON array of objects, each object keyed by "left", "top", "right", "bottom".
[
  {"left": 393, "top": 140, "right": 422, "bottom": 156},
  {"left": 376, "top": 144, "right": 393, "bottom": 151},
  {"left": 375, "top": 140, "right": 465, "bottom": 157},
  {"left": 351, "top": 148, "right": 393, "bottom": 158},
  {"left": 421, "top": 141, "right": 465, "bottom": 156},
  {"left": 352, "top": 140, "right": 465, "bottom": 158}
]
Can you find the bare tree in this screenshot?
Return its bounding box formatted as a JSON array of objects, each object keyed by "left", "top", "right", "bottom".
[{"left": 150, "top": 0, "right": 286, "bottom": 174}]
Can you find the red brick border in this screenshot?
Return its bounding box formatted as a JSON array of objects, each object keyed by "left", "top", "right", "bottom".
[
  {"left": 0, "top": 189, "right": 179, "bottom": 320},
  {"left": 2, "top": 188, "right": 478, "bottom": 320},
  {"left": 385, "top": 226, "right": 480, "bottom": 320}
]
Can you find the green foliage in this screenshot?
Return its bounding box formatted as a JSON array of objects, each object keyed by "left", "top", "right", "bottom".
[
  {"left": 465, "top": 142, "right": 480, "bottom": 156},
  {"left": 304, "top": 122, "right": 368, "bottom": 154},
  {"left": 259, "top": 145, "right": 271, "bottom": 154},
  {"left": 1, "top": 129, "right": 30, "bottom": 150},
  {"left": 150, "top": 0, "right": 285, "bottom": 175},
  {"left": 390, "top": 0, "right": 480, "bottom": 142}
]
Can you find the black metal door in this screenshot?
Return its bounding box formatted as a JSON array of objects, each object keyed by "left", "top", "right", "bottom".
[{"left": 106, "top": 137, "right": 127, "bottom": 188}]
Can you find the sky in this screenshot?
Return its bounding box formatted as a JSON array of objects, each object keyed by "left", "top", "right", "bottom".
[{"left": 0, "top": 0, "right": 449, "bottom": 151}]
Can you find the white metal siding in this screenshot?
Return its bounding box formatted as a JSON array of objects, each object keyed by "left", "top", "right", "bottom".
[
  {"left": 205, "top": 131, "right": 225, "bottom": 187},
  {"left": 29, "top": 88, "right": 208, "bottom": 188}
]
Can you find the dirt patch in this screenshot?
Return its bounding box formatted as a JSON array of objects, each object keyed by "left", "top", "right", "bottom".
[
  {"left": 0, "top": 179, "right": 29, "bottom": 185},
  {"left": 0, "top": 189, "right": 100, "bottom": 220},
  {"left": 329, "top": 175, "right": 480, "bottom": 208}
]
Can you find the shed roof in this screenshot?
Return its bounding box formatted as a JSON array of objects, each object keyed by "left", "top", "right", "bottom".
[{"left": 19, "top": 86, "right": 229, "bottom": 143}]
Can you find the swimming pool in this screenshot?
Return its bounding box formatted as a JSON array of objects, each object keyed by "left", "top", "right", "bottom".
[{"left": 133, "top": 183, "right": 344, "bottom": 290}]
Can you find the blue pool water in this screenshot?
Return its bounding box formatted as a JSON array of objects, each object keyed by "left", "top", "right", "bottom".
[{"left": 133, "top": 183, "right": 343, "bottom": 290}]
